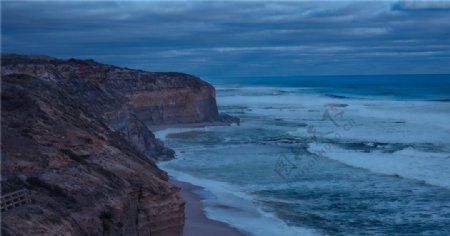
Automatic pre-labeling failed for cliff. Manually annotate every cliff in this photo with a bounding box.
[1,54,236,161]
[0,55,236,235]
[1,55,220,125]
[1,74,184,235]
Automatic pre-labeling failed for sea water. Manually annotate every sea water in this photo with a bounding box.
[157,75,450,236]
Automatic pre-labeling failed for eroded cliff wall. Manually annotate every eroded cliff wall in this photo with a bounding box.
[1,55,219,126]
[1,54,234,235]
[1,55,223,161]
[1,74,184,235]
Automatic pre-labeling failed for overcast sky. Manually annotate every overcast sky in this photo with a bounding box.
[2,1,450,77]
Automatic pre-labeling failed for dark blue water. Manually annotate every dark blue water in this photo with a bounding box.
[160,76,450,236]
[207,74,450,101]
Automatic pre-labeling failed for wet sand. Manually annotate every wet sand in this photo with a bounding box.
[170,179,248,236]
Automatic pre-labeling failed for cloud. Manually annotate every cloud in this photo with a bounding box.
[2,1,450,76]
[392,1,450,11]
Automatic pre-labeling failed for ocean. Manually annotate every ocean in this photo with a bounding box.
[157,74,450,236]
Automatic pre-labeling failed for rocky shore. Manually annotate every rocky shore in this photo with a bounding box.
[1,54,239,235]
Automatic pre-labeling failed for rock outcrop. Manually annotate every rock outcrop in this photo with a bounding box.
[1,74,184,235]
[117,113,175,161]
[1,54,220,125]
[0,55,237,235]
[1,54,237,161]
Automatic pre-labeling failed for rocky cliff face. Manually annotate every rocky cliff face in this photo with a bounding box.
[1,54,230,161]
[1,55,220,126]
[1,55,232,235]
[1,74,184,235]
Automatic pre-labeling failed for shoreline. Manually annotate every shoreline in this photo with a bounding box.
[148,121,234,132]
[170,179,248,236]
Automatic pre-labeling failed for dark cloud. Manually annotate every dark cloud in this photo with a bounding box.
[2,1,450,77]
[392,1,450,11]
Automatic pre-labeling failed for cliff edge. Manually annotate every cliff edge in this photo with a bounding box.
[1,55,237,235]
[1,74,184,235]
[2,54,237,161]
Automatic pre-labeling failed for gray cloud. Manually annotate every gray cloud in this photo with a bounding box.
[392,1,450,11]
[2,1,450,77]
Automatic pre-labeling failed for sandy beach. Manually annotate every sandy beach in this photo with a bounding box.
[170,179,247,236]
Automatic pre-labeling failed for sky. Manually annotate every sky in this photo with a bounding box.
[2,1,450,77]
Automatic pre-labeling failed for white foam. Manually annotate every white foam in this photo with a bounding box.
[160,167,322,236]
[271,96,450,144]
[156,85,450,234]
[154,126,211,141]
[308,144,450,189]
